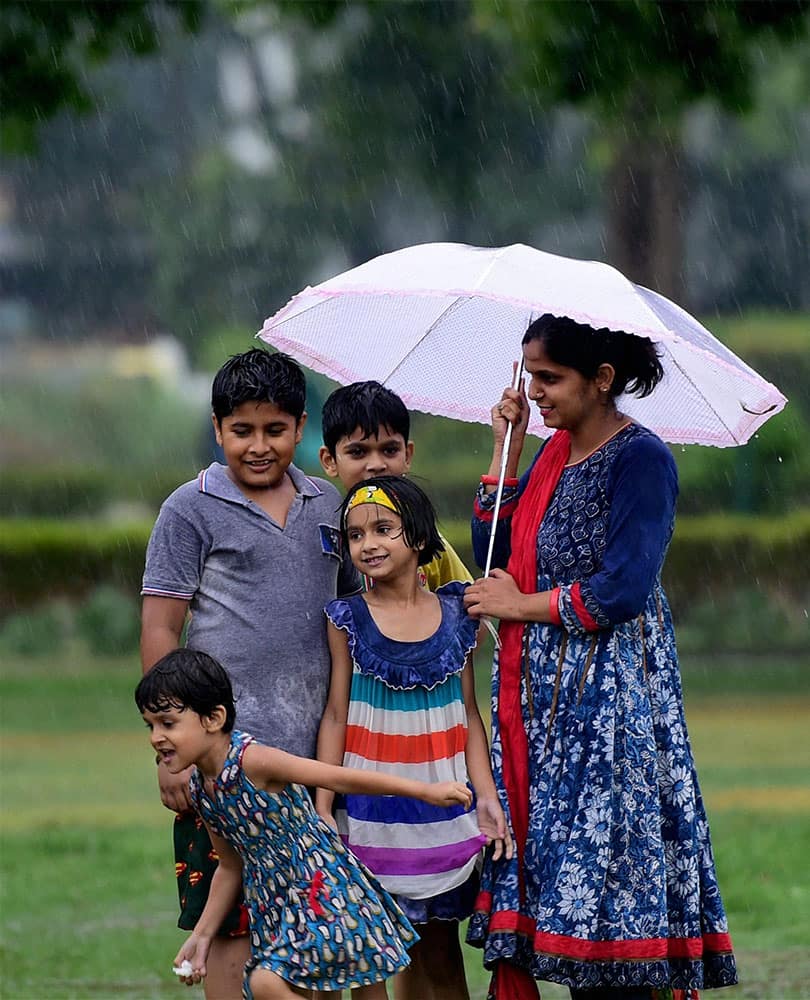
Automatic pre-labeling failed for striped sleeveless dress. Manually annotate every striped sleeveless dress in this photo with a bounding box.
[325,582,486,915]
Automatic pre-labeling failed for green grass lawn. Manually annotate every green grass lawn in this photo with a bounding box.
[2,651,809,1000]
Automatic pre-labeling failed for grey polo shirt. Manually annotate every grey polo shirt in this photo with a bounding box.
[142,462,358,757]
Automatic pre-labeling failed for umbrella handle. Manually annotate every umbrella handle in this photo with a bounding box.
[483,361,525,578]
[480,360,524,650]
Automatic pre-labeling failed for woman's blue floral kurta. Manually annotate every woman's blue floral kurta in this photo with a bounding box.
[467,424,737,991]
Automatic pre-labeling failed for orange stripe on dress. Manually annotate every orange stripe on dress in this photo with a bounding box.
[345,723,467,764]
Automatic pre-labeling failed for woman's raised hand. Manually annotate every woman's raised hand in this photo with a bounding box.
[491,367,529,447]
[484,365,530,487]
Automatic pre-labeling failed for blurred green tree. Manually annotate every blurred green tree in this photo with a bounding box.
[0,0,205,151]
[474,0,810,302]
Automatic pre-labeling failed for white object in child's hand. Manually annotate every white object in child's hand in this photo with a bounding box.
[173,960,193,977]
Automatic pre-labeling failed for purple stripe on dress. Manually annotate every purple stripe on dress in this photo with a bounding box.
[344,834,486,876]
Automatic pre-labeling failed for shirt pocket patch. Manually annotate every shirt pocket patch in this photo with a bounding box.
[319,523,343,560]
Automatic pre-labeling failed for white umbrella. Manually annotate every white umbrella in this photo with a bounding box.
[258,242,786,448]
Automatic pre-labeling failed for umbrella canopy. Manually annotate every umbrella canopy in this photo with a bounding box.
[258,242,786,446]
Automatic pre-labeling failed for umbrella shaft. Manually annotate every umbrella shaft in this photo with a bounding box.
[484,360,524,578]
[484,421,515,578]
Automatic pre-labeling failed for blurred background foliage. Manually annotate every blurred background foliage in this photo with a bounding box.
[1,0,808,659]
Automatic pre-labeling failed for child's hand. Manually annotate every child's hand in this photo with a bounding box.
[317,810,338,832]
[424,781,473,808]
[157,762,195,813]
[476,795,514,861]
[172,933,210,986]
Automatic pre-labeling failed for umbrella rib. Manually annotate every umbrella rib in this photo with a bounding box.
[260,295,333,335]
[380,245,511,384]
[379,295,470,385]
[381,246,512,385]
[665,347,742,446]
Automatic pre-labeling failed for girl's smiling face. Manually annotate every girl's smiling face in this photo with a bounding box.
[345,502,418,581]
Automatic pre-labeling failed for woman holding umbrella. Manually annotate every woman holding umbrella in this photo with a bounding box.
[463,313,738,1000]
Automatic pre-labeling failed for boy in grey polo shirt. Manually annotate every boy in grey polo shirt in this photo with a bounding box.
[141,349,358,999]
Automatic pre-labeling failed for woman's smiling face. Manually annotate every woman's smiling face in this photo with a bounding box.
[523,337,602,434]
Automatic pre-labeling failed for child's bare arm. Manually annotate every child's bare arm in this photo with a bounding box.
[140,595,189,672]
[243,744,472,809]
[172,826,242,985]
[461,656,513,860]
[315,621,353,823]
[141,595,195,812]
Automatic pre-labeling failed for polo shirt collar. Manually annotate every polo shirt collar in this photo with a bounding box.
[288,463,324,498]
[198,462,323,504]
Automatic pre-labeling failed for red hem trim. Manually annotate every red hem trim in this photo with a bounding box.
[473,897,733,961]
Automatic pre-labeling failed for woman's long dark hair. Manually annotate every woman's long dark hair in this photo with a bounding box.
[523,313,664,398]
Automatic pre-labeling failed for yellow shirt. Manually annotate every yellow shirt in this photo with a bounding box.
[418,534,473,592]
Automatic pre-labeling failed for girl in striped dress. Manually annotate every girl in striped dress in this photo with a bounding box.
[317,476,511,1000]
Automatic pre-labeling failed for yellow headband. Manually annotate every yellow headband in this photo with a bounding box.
[346,484,398,519]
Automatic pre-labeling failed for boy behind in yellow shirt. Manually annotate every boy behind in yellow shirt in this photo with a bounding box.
[319,381,471,591]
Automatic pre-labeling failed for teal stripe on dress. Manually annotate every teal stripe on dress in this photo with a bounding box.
[351,671,462,711]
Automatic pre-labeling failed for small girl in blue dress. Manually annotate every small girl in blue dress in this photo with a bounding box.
[136,648,473,999]
[317,476,511,1000]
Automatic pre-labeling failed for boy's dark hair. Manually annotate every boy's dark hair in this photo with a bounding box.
[211,348,306,423]
[340,475,444,567]
[523,314,664,399]
[135,649,236,732]
[321,381,410,456]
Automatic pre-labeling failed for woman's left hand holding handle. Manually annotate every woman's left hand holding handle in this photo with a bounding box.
[463,569,525,621]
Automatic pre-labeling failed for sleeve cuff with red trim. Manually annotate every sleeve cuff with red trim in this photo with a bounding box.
[473,481,519,523]
[556,582,604,634]
[548,587,562,626]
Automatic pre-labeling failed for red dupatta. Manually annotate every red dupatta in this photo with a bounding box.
[492,429,570,1000]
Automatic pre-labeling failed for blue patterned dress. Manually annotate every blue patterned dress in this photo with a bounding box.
[190,730,417,992]
[466,424,737,992]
